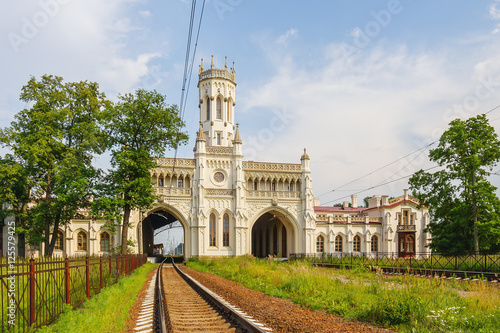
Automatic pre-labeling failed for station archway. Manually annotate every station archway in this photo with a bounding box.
[140,205,188,257]
[251,210,296,258]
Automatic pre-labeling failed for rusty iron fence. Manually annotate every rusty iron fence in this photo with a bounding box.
[0,254,147,332]
[290,252,500,274]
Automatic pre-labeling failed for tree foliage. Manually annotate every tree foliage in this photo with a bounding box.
[0,75,109,256]
[409,115,500,254]
[94,89,188,254]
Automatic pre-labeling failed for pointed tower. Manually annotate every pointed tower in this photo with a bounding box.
[198,55,236,147]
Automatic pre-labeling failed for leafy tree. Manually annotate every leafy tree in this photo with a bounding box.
[0,75,109,256]
[96,89,188,254]
[409,115,500,254]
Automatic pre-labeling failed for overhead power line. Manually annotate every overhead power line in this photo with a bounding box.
[317,103,500,202]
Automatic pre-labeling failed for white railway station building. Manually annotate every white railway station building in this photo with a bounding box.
[2,58,430,259]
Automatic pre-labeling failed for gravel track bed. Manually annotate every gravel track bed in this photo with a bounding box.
[181,266,393,333]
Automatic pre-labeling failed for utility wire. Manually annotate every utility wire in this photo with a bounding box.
[317,103,500,202]
[316,141,436,198]
[322,165,441,205]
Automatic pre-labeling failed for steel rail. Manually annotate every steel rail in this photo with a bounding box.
[170,258,269,333]
[153,258,167,333]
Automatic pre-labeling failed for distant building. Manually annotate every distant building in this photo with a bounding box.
[1,56,429,259]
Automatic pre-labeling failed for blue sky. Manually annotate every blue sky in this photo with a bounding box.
[2,1,500,244]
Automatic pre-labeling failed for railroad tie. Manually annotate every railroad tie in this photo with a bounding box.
[134,271,157,333]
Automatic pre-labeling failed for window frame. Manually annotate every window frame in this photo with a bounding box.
[77,231,87,251]
[316,235,325,253]
[100,231,111,252]
[216,97,222,119]
[371,235,378,252]
[223,214,229,247]
[335,235,343,252]
[353,235,361,252]
[55,230,64,250]
[209,213,216,247]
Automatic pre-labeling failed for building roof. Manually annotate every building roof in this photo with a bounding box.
[314,206,368,213]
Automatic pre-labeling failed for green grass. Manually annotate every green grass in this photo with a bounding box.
[186,256,500,332]
[304,253,500,273]
[1,255,144,331]
[35,262,156,333]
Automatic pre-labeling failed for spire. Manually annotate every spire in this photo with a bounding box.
[211,55,214,69]
[196,121,205,141]
[199,58,203,74]
[225,56,228,70]
[233,123,242,144]
[301,148,310,160]
[232,61,235,73]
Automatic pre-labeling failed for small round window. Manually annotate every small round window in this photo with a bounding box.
[214,172,225,183]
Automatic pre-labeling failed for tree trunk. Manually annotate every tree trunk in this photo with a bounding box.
[121,203,131,254]
[472,171,479,255]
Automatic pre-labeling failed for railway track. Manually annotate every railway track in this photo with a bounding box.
[152,258,271,333]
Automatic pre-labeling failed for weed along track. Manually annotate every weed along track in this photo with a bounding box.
[160,260,271,333]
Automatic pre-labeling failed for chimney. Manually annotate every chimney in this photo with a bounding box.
[404,189,409,200]
[368,195,380,208]
[381,195,389,205]
[343,201,349,209]
[313,197,320,207]
[351,195,358,208]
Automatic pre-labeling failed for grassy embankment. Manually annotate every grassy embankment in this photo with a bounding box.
[186,256,500,332]
[36,262,156,333]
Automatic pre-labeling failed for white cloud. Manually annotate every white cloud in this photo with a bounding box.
[0,0,165,125]
[276,28,297,45]
[239,35,500,202]
[139,10,151,18]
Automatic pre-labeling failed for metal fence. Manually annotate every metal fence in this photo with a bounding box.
[0,254,147,332]
[290,252,500,274]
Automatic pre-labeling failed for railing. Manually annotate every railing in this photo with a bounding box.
[247,190,300,199]
[199,68,235,82]
[206,147,234,155]
[397,225,416,231]
[242,162,301,172]
[290,252,500,274]
[0,254,147,332]
[156,187,191,196]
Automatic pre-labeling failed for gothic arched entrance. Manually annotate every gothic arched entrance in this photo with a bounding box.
[140,205,188,258]
[251,211,295,258]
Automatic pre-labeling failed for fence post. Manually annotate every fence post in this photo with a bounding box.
[484,254,487,272]
[65,256,70,304]
[109,255,112,281]
[29,258,36,326]
[116,255,120,280]
[99,256,103,291]
[455,255,458,271]
[86,256,90,299]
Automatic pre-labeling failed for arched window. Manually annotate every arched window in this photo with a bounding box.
[316,235,324,253]
[371,235,378,252]
[227,100,231,121]
[77,231,87,251]
[55,230,64,250]
[216,97,222,119]
[335,235,343,252]
[100,232,110,252]
[223,213,229,247]
[206,97,211,120]
[158,177,164,187]
[253,181,258,190]
[209,213,216,247]
[353,235,361,252]
[178,177,183,188]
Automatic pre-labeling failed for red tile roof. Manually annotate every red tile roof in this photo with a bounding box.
[314,206,369,213]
